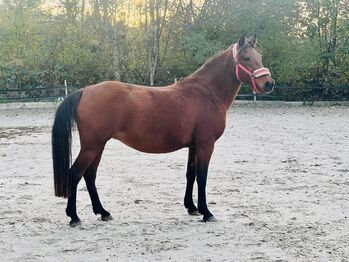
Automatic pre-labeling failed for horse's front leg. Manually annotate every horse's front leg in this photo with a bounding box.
[184,147,200,216]
[196,143,217,222]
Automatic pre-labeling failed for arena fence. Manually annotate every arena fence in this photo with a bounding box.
[0,83,348,103]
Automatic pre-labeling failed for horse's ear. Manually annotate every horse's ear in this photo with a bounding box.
[238,34,246,48]
[250,33,257,47]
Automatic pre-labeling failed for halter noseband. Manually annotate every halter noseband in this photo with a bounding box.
[232,43,271,93]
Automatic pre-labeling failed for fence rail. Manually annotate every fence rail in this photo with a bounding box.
[0,83,76,103]
[0,84,348,103]
[0,86,64,93]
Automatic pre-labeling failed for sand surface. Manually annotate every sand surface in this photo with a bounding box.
[0,103,348,261]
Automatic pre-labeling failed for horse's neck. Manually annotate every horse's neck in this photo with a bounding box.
[188,51,241,110]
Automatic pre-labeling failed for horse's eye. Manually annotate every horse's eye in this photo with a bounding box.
[242,57,250,61]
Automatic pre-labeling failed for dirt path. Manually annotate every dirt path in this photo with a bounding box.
[0,104,348,261]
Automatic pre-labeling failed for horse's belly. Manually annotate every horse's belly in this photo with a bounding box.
[114,132,189,154]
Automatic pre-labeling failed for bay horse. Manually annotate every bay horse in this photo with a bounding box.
[52,34,274,226]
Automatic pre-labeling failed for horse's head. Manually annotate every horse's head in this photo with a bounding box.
[232,34,275,94]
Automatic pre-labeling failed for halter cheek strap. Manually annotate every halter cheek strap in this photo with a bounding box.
[232,43,271,93]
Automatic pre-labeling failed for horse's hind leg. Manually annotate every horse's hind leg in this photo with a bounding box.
[84,148,112,222]
[184,147,200,216]
[66,147,102,227]
[66,164,82,227]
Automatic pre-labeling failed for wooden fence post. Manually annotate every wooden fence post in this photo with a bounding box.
[64,80,68,98]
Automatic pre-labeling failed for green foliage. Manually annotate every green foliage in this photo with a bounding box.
[0,0,348,99]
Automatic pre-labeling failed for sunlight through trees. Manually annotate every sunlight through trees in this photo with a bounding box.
[0,0,348,91]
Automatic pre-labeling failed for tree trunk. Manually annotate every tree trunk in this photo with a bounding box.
[145,0,168,86]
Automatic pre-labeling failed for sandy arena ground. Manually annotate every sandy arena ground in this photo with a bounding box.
[0,103,348,261]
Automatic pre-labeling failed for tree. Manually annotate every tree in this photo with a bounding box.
[144,0,168,85]
[0,0,348,97]
[300,0,349,84]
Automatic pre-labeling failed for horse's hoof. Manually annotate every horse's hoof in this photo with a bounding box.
[69,219,81,227]
[206,216,217,222]
[202,216,217,222]
[187,210,201,216]
[101,214,113,221]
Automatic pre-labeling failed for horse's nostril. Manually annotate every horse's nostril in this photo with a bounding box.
[265,81,274,92]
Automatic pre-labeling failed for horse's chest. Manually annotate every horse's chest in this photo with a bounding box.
[195,113,226,142]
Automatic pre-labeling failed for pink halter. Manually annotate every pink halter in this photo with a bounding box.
[232,43,271,93]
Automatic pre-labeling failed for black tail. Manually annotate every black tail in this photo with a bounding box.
[52,91,82,198]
